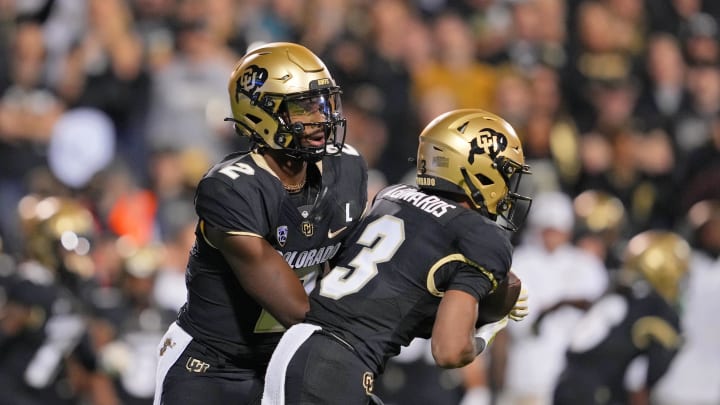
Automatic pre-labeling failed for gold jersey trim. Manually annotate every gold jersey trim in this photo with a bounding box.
[426,253,498,297]
[199,220,262,250]
[631,316,681,350]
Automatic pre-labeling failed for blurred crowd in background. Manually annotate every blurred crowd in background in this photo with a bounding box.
[0,0,719,404]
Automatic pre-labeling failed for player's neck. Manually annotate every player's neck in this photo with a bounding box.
[263,149,308,190]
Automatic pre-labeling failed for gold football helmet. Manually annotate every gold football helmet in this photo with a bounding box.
[19,195,96,276]
[573,190,626,239]
[416,109,531,230]
[227,42,346,160]
[622,230,691,303]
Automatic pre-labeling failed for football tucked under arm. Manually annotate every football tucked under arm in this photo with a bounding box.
[476,270,523,326]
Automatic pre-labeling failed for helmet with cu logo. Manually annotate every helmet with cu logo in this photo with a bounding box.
[621,230,691,304]
[416,109,532,230]
[19,195,96,277]
[226,42,346,161]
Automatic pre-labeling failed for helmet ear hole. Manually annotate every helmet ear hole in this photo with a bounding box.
[460,167,486,210]
[475,173,494,186]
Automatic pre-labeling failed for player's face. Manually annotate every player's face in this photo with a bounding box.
[285,93,342,148]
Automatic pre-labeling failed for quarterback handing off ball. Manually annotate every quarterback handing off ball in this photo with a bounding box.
[477,271,522,325]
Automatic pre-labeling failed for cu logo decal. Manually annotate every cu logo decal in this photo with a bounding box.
[468,128,508,163]
[236,65,268,101]
[362,372,375,395]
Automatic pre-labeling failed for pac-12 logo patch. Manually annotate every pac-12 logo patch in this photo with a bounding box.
[236,65,268,100]
[277,225,288,247]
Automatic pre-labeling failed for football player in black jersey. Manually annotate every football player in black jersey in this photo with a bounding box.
[553,230,690,405]
[1,196,116,405]
[261,109,532,405]
[153,42,368,405]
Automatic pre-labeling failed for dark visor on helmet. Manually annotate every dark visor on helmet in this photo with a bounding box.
[277,88,346,159]
[283,91,342,120]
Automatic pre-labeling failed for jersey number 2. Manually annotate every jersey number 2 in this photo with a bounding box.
[319,215,404,299]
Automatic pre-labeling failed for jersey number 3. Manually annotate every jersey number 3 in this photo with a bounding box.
[320,215,405,299]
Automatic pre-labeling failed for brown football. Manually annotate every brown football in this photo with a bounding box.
[476,271,522,326]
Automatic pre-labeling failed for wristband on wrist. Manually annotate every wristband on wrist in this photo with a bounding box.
[475,336,487,355]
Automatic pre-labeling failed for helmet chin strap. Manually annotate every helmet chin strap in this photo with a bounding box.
[460,167,492,218]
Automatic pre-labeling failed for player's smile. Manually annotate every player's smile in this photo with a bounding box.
[303,127,326,147]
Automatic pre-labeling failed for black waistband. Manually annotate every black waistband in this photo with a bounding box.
[186,339,267,371]
[316,329,357,354]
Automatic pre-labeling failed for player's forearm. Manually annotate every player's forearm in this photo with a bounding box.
[432,290,483,368]
[264,299,308,328]
[239,262,309,327]
[219,233,310,327]
[432,336,477,368]
[270,290,310,328]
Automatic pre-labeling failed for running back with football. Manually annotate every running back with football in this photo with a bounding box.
[262,108,533,405]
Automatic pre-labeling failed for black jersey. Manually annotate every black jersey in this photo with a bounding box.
[176,146,367,368]
[554,285,681,405]
[0,266,91,405]
[305,184,514,373]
